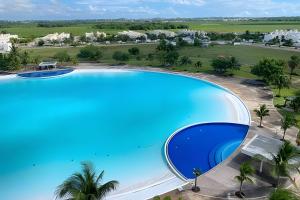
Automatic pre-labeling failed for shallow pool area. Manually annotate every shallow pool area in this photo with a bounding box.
[165,123,249,179]
[0,69,250,200]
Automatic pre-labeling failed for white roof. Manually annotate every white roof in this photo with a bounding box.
[242,135,300,164]
[39,61,57,67]
[242,135,282,161]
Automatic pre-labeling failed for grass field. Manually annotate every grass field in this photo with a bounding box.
[4,20,300,39]
[186,20,300,33]
[2,23,122,39]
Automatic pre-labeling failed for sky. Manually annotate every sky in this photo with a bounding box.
[0,0,300,20]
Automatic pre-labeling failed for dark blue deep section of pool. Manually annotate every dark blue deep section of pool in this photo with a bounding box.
[18,68,73,78]
[166,123,249,179]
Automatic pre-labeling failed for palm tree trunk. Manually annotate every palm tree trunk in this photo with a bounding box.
[194,177,197,188]
[239,181,243,194]
[282,130,286,140]
[260,117,263,127]
[276,174,280,188]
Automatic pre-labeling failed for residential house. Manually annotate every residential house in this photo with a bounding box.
[0,34,18,53]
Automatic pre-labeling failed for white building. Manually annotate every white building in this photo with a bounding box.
[182,37,194,44]
[148,30,176,38]
[85,32,107,41]
[85,32,96,41]
[264,30,300,43]
[177,29,207,38]
[0,34,18,53]
[117,31,147,40]
[39,32,71,43]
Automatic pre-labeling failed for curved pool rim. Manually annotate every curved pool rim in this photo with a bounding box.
[0,68,252,199]
[17,68,74,78]
[164,121,250,181]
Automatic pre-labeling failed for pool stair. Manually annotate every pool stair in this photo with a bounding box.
[208,140,242,168]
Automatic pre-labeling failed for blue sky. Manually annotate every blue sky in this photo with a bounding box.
[0,0,300,20]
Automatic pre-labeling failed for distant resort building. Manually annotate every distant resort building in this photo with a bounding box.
[177,29,207,38]
[0,34,18,53]
[85,31,106,41]
[117,31,147,40]
[148,30,176,38]
[36,32,71,45]
[264,29,300,43]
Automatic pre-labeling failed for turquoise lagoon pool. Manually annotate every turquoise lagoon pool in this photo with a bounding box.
[0,69,250,200]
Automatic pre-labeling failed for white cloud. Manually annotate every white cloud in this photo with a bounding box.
[0,0,300,20]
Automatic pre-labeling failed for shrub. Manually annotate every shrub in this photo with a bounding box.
[211,56,240,74]
[112,51,129,62]
[128,47,140,55]
[77,45,103,61]
[53,51,71,63]
[180,56,192,65]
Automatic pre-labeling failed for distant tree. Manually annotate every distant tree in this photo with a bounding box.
[269,189,299,200]
[77,45,103,61]
[37,40,44,46]
[211,56,240,74]
[128,47,140,56]
[235,162,255,198]
[162,51,179,66]
[147,53,155,61]
[71,57,78,65]
[194,60,202,68]
[176,37,188,47]
[20,51,30,66]
[281,114,296,140]
[0,53,9,71]
[32,56,41,65]
[7,44,21,70]
[254,104,270,127]
[273,75,290,97]
[112,51,129,62]
[290,97,300,112]
[156,40,175,52]
[283,39,293,47]
[180,56,192,65]
[288,55,300,79]
[53,51,71,63]
[251,58,285,83]
[194,38,201,46]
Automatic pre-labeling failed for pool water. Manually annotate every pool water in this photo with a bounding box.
[166,123,249,179]
[0,69,249,200]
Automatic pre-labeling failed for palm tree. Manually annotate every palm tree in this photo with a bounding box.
[273,75,290,97]
[269,188,299,200]
[192,168,202,192]
[272,141,300,188]
[194,61,202,68]
[281,114,296,140]
[254,104,270,127]
[55,162,118,200]
[288,55,300,79]
[235,162,255,198]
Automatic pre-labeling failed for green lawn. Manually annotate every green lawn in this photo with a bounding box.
[3,23,122,39]
[5,20,300,39]
[186,20,300,33]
